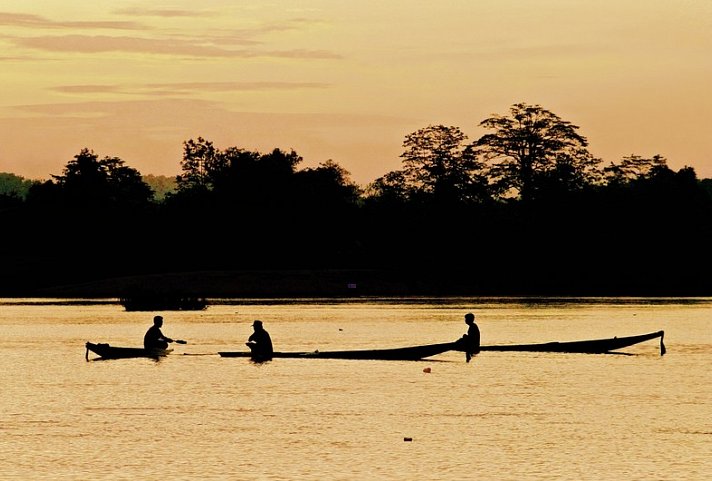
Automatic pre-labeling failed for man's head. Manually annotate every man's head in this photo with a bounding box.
[465,313,475,324]
[154,315,163,327]
[252,320,263,329]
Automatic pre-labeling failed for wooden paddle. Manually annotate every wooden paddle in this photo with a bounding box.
[173,339,187,344]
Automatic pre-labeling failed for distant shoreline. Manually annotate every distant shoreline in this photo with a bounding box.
[17,269,449,298]
[7,268,708,299]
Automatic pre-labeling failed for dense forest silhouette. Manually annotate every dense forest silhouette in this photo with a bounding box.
[2,103,712,297]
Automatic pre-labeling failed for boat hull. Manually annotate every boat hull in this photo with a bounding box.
[479,330,665,354]
[219,341,457,361]
[218,331,665,360]
[85,342,172,360]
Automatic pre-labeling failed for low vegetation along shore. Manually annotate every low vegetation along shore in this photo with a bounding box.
[22,267,704,300]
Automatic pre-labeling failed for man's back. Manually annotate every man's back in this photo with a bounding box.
[467,322,480,353]
[144,325,163,349]
[248,329,273,354]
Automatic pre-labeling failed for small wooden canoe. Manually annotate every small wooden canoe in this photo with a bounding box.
[479,330,665,355]
[217,330,665,360]
[85,342,173,360]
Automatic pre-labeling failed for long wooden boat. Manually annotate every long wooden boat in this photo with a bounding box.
[217,330,665,360]
[85,341,173,360]
[219,341,457,361]
[479,330,665,355]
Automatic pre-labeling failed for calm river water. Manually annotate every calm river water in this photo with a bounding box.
[0,297,710,480]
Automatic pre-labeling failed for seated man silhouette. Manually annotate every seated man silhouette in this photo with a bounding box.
[144,315,174,350]
[246,320,273,361]
[461,313,480,363]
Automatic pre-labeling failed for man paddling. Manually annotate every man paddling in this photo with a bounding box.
[144,315,180,350]
[246,320,273,361]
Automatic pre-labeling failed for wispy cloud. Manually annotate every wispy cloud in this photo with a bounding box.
[8,98,408,129]
[0,11,324,35]
[1,11,335,60]
[246,17,327,35]
[0,54,40,61]
[113,7,215,18]
[50,81,331,96]
[155,81,329,90]
[11,34,341,59]
[50,85,123,94]
[0,12,144,30]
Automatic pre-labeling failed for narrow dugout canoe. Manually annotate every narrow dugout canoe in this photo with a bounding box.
[219,341,457,361]
[85,341,173,360]
[217,330,665,360]
[479,330,665,355]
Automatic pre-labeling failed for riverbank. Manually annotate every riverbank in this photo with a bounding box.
[27,269,463,298]
[13,267,708,298]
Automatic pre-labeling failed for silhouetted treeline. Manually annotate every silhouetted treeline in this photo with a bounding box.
[2,103,711,296]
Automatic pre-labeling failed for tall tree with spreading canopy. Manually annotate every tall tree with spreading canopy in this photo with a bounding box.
[397,124,490,204]
[212,147,302,207]
[476,103,601,201]
[51,148,153,209]
[176,137,223,193]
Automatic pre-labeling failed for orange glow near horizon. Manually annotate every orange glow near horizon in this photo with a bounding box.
[1,1,711,185]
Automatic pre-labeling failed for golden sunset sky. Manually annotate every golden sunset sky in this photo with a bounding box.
[1,1,711,185]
